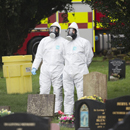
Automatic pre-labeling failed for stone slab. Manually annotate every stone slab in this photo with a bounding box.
[106,95,130,130]
[51,123,60,130]
[108,59,125,81]
[75,99,105,130]
[27,94,55,117]
[108,111,130,130]
[83,72,107,100]
[0,113,50,130]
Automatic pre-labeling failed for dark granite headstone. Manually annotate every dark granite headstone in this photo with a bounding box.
[75,99,106,130]
[108,59,125,81]
[0,113,50,130]
[108,111,130,130]
[106,95,130,130]
[27,94,55,117]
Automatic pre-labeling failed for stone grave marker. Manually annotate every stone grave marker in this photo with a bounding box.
[74,99,106,130]
[108,111,130,130]
[83,72,107,100]
[0,106,10,111]
[108,58,125,81]
[27,94,55,117]
[0,113,50,130]
[106,95,130,130]
[108,112,130,130]
[51,123,60,130]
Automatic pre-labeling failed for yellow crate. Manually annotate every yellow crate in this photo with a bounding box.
[2,55,32,94]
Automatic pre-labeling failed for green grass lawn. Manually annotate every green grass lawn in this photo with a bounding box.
[0,56,130,130]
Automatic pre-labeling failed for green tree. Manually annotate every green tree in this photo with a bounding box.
[83,0,130,52]
[0,0,73,64]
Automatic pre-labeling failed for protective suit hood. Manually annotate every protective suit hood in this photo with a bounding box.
[68,22,80,37]
[50,22,61,34]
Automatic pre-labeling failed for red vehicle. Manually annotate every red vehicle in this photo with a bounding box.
[15,25,49,57]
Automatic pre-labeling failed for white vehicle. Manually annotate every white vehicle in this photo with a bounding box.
[16,0,111,56]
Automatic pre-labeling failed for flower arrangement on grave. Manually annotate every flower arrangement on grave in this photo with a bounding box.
[58,110,75,128]
[0,109,13,117]
[111,73,120,79]
[79,95,104,103]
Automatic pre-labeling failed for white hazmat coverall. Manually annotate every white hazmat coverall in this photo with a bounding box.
[32,22,65,113]
[63,22,94,115]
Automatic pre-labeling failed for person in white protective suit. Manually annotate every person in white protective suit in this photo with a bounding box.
[31,22,66,113]
[63,22,94,115]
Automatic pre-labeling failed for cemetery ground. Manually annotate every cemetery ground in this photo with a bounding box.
[0,56,130,130]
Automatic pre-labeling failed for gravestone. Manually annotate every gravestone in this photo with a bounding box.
[75,99,106,130]
[0,106,10,111]
[108,111,130,130]
[51,123,60,130]
[106,95,130,130]
[108,58,125,81]
[0,113,50,130]
[27,94,55,117]
[83,72,107,100]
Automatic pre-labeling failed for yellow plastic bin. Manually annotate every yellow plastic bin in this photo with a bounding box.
[2,55,32,94]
